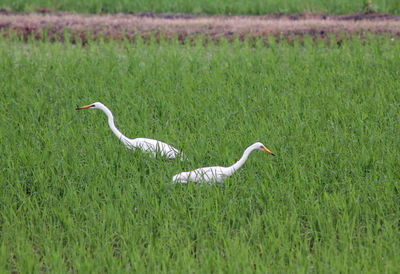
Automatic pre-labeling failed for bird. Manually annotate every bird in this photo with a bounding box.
[172,142,275,183]
[76,102,185,160]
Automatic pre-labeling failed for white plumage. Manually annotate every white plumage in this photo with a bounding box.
[172,142,274,183]
[76,102,185,160]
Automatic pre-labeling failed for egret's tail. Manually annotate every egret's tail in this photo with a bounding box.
[172,173,187,184]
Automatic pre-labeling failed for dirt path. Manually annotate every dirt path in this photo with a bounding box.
[1,12,399,42]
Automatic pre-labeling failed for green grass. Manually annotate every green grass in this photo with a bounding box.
[1,0,400,14]
[1,36,400,272]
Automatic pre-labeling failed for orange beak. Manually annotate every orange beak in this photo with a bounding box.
[262,146,275,156]
[76,104,93,110]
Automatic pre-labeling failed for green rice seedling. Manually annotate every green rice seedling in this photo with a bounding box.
[0,35,399,272]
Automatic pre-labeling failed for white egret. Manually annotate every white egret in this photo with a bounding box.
[76,102,185,160]
[172,142,275,183]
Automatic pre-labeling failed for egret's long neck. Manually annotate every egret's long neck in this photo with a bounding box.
[226,146,254,176]
[100,106,130,144]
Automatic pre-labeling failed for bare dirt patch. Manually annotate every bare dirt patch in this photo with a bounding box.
[1,12,399,43]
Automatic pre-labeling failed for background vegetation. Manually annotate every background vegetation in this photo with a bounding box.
[0,0,398,15]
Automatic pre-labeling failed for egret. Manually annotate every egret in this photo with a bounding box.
[76,102,185,160]
[172,142,275,183]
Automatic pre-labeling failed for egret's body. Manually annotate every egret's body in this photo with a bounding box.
[172,142,274,183]
[76,102,185,160]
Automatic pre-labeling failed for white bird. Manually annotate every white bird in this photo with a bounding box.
[172,142,275,183]
[76,102,185,160]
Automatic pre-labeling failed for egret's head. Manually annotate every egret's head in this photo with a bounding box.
[76,102,104,110]
[255,142,275,156]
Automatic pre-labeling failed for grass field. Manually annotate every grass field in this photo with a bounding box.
[1,36,400,272]
[1,0,400,14]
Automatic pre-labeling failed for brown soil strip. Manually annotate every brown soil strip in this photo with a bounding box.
[1,12,400,43]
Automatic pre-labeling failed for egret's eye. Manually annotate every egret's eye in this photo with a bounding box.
[91,104,95,107]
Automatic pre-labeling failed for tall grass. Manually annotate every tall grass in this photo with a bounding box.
[1,0,399,14]
[1,36,400,272]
